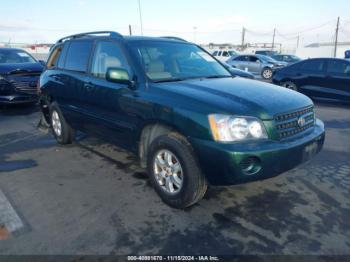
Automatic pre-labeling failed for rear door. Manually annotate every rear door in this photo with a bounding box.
[295,59,327,98]
[58,40,93,130]
[324,59,350,102]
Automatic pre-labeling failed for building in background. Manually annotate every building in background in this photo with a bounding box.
[295,42,350,59]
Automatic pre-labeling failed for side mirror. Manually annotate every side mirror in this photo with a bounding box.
[39,60,46,66]
[106,67,134,88]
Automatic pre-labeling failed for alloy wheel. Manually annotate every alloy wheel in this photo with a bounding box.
[51,110,62,137]
[153,149,184,194]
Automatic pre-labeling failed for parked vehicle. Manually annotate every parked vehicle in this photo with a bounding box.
[212,49,238,62]
[272,58,350,103]
[0,48,44,104]
[222,62,255,79]
[40,31,325,208]
[345,50,350,59]
[255,50,279,57]
[272,54,302,64]
[227,54,287,80]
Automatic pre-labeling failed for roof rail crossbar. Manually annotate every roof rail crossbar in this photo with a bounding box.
[57,31,123,43]
[160,36,187,42]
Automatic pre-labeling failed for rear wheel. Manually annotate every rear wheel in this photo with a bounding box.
[50,102,75,144]
[282,80,298,91]
[261,67,273,80]
[147,133,207,209]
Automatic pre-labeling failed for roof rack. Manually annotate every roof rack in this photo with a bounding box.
[160,36,187,42]
[56,31,123,44]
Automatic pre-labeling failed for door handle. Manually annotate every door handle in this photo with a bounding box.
[84,82,94,89]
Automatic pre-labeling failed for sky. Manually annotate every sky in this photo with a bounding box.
[0,0,349,47]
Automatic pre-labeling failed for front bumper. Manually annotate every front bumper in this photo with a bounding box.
[190,119,325,185]
[0,94,38,104]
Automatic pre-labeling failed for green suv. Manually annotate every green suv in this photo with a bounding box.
[39,32,325,208]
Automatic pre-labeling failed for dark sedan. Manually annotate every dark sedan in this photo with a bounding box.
[273,58,350,103]
[0,48,44,104]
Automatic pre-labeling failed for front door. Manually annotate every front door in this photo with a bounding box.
[83,40,137,146]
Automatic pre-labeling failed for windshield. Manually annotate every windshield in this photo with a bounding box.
[0,49,36,64]
[256,54,278,63]
[129,41,231,82]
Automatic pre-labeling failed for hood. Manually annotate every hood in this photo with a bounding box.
[0,62,43,75]
[155,77,312,120]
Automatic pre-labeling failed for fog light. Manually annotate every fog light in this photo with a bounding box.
[240,157,261,176]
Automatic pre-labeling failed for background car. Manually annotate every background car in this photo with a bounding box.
[255,50,279,57]
[272,54,302,64]
[212,49,238,62]
[272,58,350,103]
[226,54,287,80]
[0,48,44,104]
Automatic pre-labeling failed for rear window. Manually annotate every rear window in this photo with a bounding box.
[327,60,350,75]
[46,45,62,69]
[64,41,92,72]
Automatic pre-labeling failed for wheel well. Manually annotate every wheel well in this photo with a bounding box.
[138,123,177,168]
[40,95,54,123]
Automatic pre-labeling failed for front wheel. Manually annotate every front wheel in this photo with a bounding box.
[281,80,298,91]
[147,133,207,209]
[261,67,273,80]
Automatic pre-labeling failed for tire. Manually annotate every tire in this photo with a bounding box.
[147,132,207,209]
[261,67,273,80]
[49,102,75,144]
[281,80,298,91]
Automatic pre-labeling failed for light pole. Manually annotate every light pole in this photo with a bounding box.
[138,0,143,35]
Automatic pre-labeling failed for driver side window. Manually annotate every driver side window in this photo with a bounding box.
[91,41,130,79]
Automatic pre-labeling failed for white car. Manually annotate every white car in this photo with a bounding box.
[212,50,238,62]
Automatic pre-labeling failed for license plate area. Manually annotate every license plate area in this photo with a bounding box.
[303,141,319,162]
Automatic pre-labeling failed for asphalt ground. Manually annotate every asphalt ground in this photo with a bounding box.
[0,101,349,256]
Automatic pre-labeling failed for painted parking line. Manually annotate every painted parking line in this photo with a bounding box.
[0,189,24,239]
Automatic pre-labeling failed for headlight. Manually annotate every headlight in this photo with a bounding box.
[208,114,268,142]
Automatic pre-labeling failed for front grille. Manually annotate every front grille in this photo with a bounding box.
[275,106,315,140]
[8,74,40,95]
[11,81,37,94]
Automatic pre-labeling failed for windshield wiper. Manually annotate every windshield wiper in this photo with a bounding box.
[153,77,192,83]
[204,75,232,79]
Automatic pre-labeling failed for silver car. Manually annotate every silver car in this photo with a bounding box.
[226,54,287,80]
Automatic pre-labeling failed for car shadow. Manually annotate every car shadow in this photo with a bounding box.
[0,103,39,117]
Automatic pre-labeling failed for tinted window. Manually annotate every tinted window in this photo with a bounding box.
[235,56,248,61]
[212,51,218,56]
[91,41,130,78]
[222,51,229,57]
[57,43,69,69]
[249,56,259,62]
[65,41,92,72]
[327,60,350,75]
[300,60,325,72]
